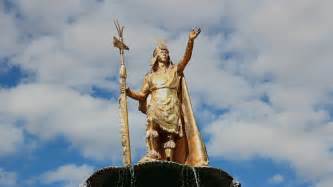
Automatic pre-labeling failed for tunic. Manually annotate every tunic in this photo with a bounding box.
[141,65,181,134]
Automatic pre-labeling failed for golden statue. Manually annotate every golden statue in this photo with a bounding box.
[124,27,208,167]
[84,22,236,187]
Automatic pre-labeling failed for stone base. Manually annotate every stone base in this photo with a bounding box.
[83,161,234,187]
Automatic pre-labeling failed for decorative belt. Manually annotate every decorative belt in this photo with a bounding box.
[151,87,177,91]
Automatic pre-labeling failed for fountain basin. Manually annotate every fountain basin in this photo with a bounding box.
[83,161,233,187]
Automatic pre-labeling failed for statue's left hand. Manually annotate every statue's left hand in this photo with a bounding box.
[189,26,201,40]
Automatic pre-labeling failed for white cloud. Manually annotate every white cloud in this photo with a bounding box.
[0,124,23,156]
[0,5,20,57]
[41,164,93,187]
[0,83,147,161]
[200,1,333,186]
[15,0,99,35]
[206,100,333,181]
[0,84,121,160]
[268,174,284,184]
[314,177,333,187]
[98,0,225,30]
[0,168,17,187]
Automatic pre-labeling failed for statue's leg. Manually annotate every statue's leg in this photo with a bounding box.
[139,119,161,164]
[164,134,176,161]
[145,119,161,159]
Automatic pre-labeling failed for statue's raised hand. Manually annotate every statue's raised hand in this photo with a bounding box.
[189,26,201,40]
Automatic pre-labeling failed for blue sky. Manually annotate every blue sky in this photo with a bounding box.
[1,0,333,187]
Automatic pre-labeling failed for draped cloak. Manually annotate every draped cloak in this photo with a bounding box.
[138,65,209,167]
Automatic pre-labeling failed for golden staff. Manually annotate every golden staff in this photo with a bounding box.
[113,19,131,166]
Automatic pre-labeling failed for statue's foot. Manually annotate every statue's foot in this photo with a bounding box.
[138,156,157,164]
[138,150,161,164]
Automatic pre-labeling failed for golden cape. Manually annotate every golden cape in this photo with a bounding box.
[139,75,209,167]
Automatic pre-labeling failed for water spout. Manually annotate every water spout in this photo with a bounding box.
[129,165,136,187]
[191,167,200,187]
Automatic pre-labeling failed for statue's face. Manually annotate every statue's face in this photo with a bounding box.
[157,49,169,63]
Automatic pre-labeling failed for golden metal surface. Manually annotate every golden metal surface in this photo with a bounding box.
[113,20,132,166]
[126,27,208,166]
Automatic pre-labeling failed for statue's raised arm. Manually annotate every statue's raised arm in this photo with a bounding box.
[177,27,201,74]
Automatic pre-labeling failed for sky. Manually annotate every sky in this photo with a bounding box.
[0,0,333,186]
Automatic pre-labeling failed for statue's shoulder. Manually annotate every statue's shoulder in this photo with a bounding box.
[144,72,152,80]
[170,63,183,76]
[168,63,177,72]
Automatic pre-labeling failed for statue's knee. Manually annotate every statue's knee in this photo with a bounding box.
[164,135,176,161]
[146,129,159,138]
[164,139,176,149]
